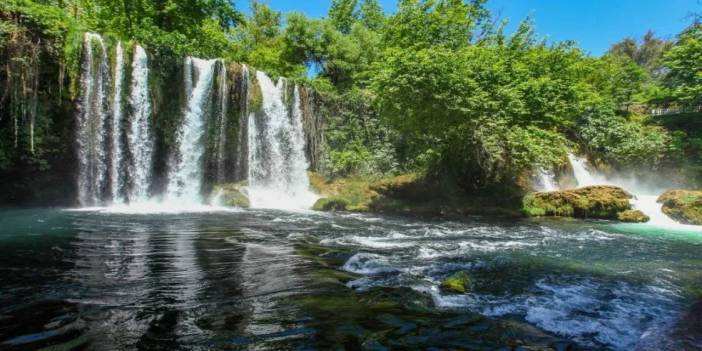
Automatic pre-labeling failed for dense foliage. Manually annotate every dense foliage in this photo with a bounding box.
[1,0,701,198]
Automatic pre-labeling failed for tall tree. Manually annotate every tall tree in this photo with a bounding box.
[663,24,702,108]
[359,0,384,31]
[328,0,358,34]
[607,31,672,77]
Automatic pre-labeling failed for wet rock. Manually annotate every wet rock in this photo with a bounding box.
[440,271,472,294]
[522,185,632,220]
[212,182,250,208]
[658,190,702,225]
[617,210,650,223]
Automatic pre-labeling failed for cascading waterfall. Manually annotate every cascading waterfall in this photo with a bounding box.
[247,71,317,210]
[76,33,111,206]
[109,42,125,202]
[166,58,217,203]
[567,153,683,227]
[125,45,154,203]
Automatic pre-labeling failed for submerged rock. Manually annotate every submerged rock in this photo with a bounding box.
[658,190,702,225]
[617,210,650,223]
[522,185,632,220]
[212,182,250,208]
[440,271,472,294]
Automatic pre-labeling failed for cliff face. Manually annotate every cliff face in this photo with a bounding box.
[300,87,325,172]
[0,16,78,206]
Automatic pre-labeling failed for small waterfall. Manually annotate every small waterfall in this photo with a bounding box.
[166,58,217,203]
[76,33,111,206]
[247,71,317,210]
[125,45,154,203]
[535,169,559,192]
[109,42,125,203]
[567,153,685,227]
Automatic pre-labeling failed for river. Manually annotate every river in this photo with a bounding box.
[0,207,700,350]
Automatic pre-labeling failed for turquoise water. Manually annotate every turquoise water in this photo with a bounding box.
[0,208,700,350]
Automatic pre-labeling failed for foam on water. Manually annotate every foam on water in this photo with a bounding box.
[426,276,682,349]
[342,253,401,275]
[66,202,242,214]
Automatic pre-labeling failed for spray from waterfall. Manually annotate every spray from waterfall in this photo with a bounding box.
[247,71,317,210]
[76,33,111,206]
[166,58,217,203]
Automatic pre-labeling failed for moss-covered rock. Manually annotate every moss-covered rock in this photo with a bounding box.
[658,190,702,225]
[312,197,349,212]
[440,271,472,294]
[308,172,523,217]
[617,210,650,223]
[523,185,632,219]
[212,182,250,208]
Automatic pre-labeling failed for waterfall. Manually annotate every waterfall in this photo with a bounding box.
[567,153,685,227]
[214,61,229,183]
[568,154,610,187]
[234,64,250,182]
[109,42,125,203]
[76,33,111,206]
[125,45,154,203]
[535,169,559,192]
[247,71,318,210]
[166,58,217,203]
[73,35,317,211]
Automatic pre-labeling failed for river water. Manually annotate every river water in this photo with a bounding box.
[0,208,700,350]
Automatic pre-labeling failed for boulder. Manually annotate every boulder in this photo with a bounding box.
[523,185,632,219]
[212,182,250,208]
[617,210,650,223]
[658,190,702,225]
[440,271,472,294]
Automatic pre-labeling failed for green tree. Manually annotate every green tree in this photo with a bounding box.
[359,0,384,31]
[328,0,358,34]
[662,24,702,108]
[608,31,672,77]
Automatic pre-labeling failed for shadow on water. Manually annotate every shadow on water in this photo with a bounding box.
[0,208,700,350]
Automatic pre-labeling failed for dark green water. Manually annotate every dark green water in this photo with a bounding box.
[0,208,701,350]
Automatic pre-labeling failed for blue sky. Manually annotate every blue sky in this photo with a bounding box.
[240,0,699,56]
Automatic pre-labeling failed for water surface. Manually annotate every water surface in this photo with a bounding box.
[0,208,700,350]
